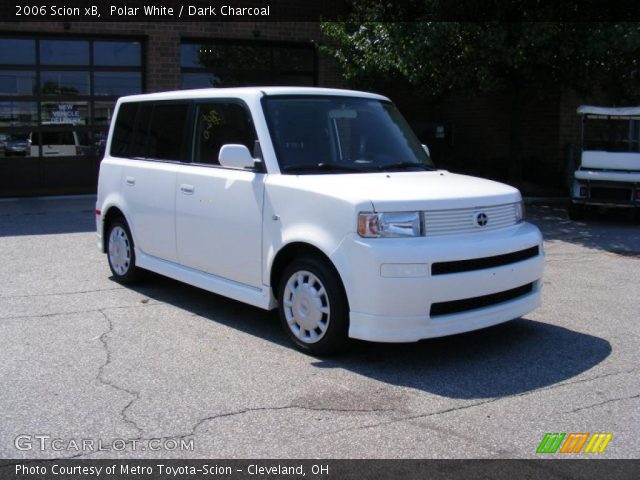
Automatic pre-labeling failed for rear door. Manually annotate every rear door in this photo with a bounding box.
[175,100,264,287]
[115,101,190,262]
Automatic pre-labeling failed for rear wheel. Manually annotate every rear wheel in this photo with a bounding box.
[278,257,350,355]
[106,218,141,284]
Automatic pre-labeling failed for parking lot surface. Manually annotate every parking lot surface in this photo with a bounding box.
[0,198,638,459]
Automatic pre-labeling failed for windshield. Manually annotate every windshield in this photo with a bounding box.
[583,115,640,152]
[263,96,435,173]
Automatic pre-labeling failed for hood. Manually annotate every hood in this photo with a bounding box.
[274,170,521,211]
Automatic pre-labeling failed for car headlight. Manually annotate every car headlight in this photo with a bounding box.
[515,201,525,223]
[358,212,423,238]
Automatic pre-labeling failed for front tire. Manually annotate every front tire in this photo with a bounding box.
[106,218,140,284]
[278,257,350,355]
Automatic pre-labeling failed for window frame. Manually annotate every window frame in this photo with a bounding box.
[110,97,263,172]
[112,100,192,164]
[0,34,145,152]
[187,98,260,170]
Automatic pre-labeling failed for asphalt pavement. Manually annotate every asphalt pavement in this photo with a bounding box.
[0,197,638,459]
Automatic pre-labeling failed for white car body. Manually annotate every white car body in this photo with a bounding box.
[96,87,544,347]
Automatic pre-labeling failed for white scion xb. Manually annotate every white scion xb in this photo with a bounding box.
[96,87,544,355]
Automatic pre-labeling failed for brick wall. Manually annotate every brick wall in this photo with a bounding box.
[0,21,345,91]
[2,21,611,189]
[390,84,610,188]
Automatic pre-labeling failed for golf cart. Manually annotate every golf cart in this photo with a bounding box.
[568,105,640,221]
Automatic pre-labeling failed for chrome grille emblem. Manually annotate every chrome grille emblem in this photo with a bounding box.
[475,212,488,227]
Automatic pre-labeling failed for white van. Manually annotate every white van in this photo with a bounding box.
[96,87,544,354]
[29,130,90,157]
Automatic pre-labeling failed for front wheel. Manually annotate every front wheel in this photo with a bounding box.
[278,257,350,355]
[106,219,141,284]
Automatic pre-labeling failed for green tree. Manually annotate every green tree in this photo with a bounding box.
[321,11,640,180]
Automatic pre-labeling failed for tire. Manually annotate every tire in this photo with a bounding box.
[567,202,585,221]
[106,218,141,284]
[278,256,350,355]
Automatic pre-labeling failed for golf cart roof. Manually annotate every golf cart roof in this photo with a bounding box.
[577,105,640,117]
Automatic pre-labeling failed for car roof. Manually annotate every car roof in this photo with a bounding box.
[117,86,390,103]
[577,105,640,117]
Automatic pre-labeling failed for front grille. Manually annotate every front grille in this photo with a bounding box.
[432,246,539,275]
[424,203,519,236]
[430,282,534,317]
[590,187,631,202]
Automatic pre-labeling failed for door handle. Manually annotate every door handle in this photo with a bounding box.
[180,184,195,194]
[125,176,135,186]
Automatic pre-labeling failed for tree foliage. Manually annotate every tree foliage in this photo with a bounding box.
[320,7,640,180]
[321,11,640,102]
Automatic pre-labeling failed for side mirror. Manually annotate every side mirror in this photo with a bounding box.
[422,144,431,159]
[218,144,256,169]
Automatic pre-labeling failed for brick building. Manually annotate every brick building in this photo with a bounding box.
[0,16,599,197]
[0,20,344,196]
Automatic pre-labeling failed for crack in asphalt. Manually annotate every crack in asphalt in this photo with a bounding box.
[1,405,397,461]
[0,287,124,299]
[565,392,640,414]
[314,367,640,439]
[133,404,397,446]
[0,302,163,321]
[95,309,144,439]
[315,398,501,439]
[4,368,637,460]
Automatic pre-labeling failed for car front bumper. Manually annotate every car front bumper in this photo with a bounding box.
[331,222,544,343]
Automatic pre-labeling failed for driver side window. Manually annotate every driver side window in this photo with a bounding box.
[192,102,256,166]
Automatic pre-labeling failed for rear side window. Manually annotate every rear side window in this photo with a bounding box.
[130,103,152,158]
[110,103,138,157]
[193,102,256,165]
[147,103,189,161]
[110,101,189,161]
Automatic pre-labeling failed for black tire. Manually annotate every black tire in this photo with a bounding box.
[106,218,141,284]
[278,256,350,355]
[567,202,585,221]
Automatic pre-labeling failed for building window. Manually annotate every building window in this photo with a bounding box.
[180,40,316,89]
[0,36,143,196]
[0,39,36,65]
[40,40,90,65]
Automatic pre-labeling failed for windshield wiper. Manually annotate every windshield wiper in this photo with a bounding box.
[282,162,365,173]
[376,162,433,171]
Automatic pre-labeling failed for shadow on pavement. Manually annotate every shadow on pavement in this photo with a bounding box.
[0,197,96,236]
[126,272,290,348]
[313,319,611,399]
[0,211,95,236]
[529,205,640,257]
[125,272,611,401]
